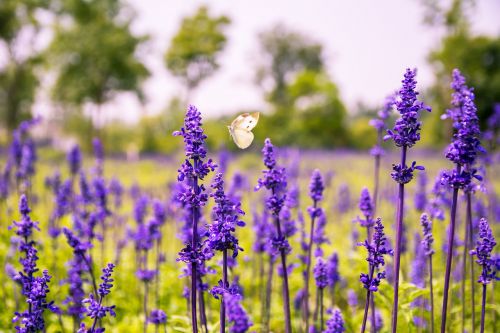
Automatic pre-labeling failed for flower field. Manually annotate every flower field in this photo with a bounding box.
[0,70,499,333]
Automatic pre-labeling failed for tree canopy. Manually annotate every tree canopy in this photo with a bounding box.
[164,6,230,94]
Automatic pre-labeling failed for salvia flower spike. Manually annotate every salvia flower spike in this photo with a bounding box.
[174,105,216,333]
[255,138,292,333]
[470,218,496,333]
[386,68,430,333]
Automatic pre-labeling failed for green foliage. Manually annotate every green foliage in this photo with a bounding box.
[165,6,230,92]
[0,0,49,133]
[256,24,324,106]
[428,32,500,139]
[48,0,149,108]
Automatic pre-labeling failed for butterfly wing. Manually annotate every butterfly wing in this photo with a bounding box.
[231,128,254,149]
[232,112,260,132]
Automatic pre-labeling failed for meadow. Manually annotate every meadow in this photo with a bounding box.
[0,132,498,333]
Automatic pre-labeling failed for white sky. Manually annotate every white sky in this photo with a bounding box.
[34,0,500,123]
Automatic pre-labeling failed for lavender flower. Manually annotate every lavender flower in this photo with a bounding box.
[255,138,292,333]
[470,218,497,332]
[414,171,427,212]
[148,309,167,325]
[174,105,216,333]
[81,263,116,332]
[386,68,430,333]
[225,293,252,333]
[304,169,326,332]
[359,218,393,333]
[68,144,82,176]
[337,183,351,214]
[470,218,497,285]
[314,257,328,289]
[323,309,345,333]
[11,195,58,332]
[356,188,373,228]
[441,69,484,333]
[326,253,340,290]
[370,92,396,157]
[421,213,434,256]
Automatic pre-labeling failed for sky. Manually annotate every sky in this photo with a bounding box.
[36,0,500,123]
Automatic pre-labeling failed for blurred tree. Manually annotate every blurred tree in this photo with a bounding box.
[48,0,149,135]
[256,24,324,107]
[282,70,347,147]
[429,33,500,129]
[0,0,49,136]
[165,6,230,98]
[420,0,499,142]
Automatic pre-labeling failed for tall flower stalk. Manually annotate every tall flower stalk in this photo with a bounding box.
[11,194,59,332]
[420,213,435,333]
[359,218,392,333]
[469,218,496,333]
[255,138,292,333]
[440,69,484,333]
[370,93,395,215]
[206,172,245,333]
[304,169,325,332]
[174,105,216,333]
[385,68,430,332]
[79,263,116,333]
[356,188,376,332]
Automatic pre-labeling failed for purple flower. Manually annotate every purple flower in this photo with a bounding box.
[370,92,396,157]
[309,169,325,203]
[224,293,252,333]
[206,172,245,258]
[108,177,124,209]
[385,68,431,147]
[326,253,340,289]
[92,138,104,162]
[414,171,427,212]
[67,144,82,176]
[356,188,373,227]
[313,257,328,289]
[358,218,393,292]
[10,195,58,332]
[442,69,485,189]
[173,105,217,183]
[134,194,149,224]
[82,264,116,323]
[420,213,434,256]
[148,309,167,325]
[323,308,345,333]
[410,233,426,287]
[470,218,497,284]
[337,183,351,214]
[255,139,288,217]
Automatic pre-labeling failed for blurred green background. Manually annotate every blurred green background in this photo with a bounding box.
[0,0,499,154]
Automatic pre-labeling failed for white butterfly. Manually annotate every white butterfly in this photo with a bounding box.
[228,112,260,149]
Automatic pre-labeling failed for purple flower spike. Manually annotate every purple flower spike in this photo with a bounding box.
[148,309,167,325]
[314,257,328,289]
[385,68,431,147]
[470,218,496,285]
[359,218,393,292]
[323,308,345,333]
[67,144,82,176]
[225,293,252,333]
[420,214,434,257]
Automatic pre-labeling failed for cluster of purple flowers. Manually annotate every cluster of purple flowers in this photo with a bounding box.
[359,218,393,292]
[206,172,245,258]
[10,195,59,332]
[323,309,345,333]
[470,218,497,285]
[79,263,116,332]
[441,69,484,189]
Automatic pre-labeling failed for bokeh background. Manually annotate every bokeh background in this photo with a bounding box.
[1,1,500,332]
[1,0,499,153]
